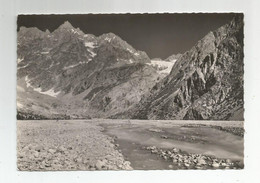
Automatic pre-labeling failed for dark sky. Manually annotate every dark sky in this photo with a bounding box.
[17,13,237,59]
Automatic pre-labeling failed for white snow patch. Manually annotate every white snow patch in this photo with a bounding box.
[116,58,128,62]
[71,29,79,34]
[134,52,140,56]
[105,37,112,42]
[87,49,97,57]
[129,59,133,63]
[18,64,28,69]
[25,76,31,88]
[17,57,24,63]
[41,51,49,54]
[84,42,96,48]
[64,63,80,70]
[34,87,61,97]
[64,61,87,70]
[147,60,176,74]
[25,76,60,97]
[127,48,134,53]
[196,68,206,84]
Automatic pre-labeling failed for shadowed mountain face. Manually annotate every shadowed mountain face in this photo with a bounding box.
[129,15,244,120]
[17,15,244,121]
[17,21,166,119]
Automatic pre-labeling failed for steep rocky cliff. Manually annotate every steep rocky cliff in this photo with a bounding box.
[131,15,244,120]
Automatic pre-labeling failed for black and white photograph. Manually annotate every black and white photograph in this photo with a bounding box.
[16,13,245,171]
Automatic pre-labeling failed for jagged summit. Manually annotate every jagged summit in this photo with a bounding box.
[98,32,125,44]
[45,29,50,34]
[58,20,75,30]
[16,20,160,119]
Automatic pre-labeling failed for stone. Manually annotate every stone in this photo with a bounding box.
[161,135,168,139]
[34,145,42,152]
[59,146,66,152]
[221,163,227,166]
[195,166,202,169]
[76,157,82,163]
[34,151,39,158]
[226,159,232,164]
[184,163,190,167]
[168,165,174,169]
[172,148,180,153]
[124,161,131,166]
[172,159,178,163]
[48,149,56,154]
[147,146,156,150]
[151,149,158,154]
[197,158,207,165]
[95,160,105,170]
[212,163,220,168]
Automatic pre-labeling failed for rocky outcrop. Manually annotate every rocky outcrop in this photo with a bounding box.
[131,15,244,120]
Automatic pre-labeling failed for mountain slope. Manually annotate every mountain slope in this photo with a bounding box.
[131,15,244,120]
[17,22,164,119]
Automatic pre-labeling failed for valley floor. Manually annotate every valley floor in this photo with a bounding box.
[17,119,244,171]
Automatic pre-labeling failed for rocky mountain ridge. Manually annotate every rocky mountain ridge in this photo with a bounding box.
[128,15,244,120]
[17,21,167,119]
[17,16,244,120]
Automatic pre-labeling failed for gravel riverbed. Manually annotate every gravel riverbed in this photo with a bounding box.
[17,120,132,171]
[17,119,243,171]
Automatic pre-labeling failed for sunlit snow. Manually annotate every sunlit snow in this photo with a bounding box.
[105,37,112,42]
[25,76,60,97]
[147,59,177,74]
[18,64,28,69]
[84,42,96,48]
[71,29,79,34]
[87,49,97,57]
[41,51,49,54]
[127,48,134,53]
[17,57,24,63]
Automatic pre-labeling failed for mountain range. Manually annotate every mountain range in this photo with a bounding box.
[17,15,244,120]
